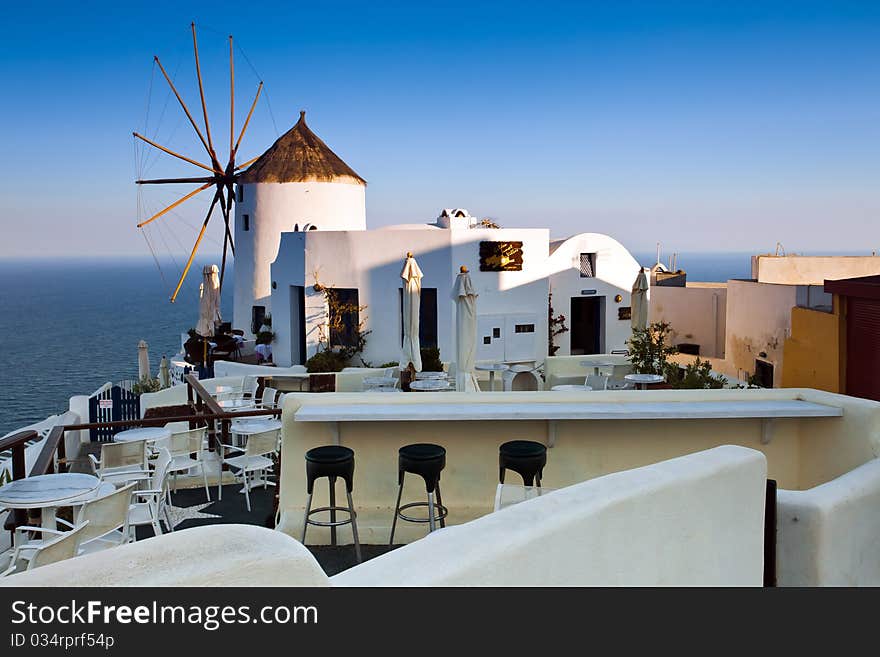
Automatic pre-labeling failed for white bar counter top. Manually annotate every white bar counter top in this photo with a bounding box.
[294,399,842,424]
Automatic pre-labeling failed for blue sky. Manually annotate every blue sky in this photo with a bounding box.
[1,1,878,258]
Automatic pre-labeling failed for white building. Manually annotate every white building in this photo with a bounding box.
[234,113,643,368]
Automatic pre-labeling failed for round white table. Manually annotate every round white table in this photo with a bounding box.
[580,360,617,375]
[113,426,172,444]
[475,363,510,391]
[624,373,665,390]
[550,384,593,391]
[415,371,447,380]
[0,473,101,530]
[217,398,255,411]
[409,379,452,392]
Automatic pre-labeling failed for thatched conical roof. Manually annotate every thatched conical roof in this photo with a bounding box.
[238,111,366,185]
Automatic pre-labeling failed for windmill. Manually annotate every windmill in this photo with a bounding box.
[134,23,263,302]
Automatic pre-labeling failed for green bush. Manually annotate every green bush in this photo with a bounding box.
[256,330,274,345]
[666,358,727,389]
[305,350,349,373]
[378,361,399,369]
[132,376,162,395]
[420,347,443,372]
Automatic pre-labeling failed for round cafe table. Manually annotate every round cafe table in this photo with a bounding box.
[415,371,447,380]
[0,473,101,531]
[217,398,255,411]
[113,426,172,444]
[550,384,593,392]
[475,363,509,392]
[409,379,451,392]
[624,373,665,390]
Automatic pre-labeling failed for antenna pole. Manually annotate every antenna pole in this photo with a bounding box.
[170,190,221,303]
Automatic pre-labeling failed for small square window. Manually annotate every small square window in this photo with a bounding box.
[483,336,491,345]
[493,327,501,338]
[243,214,250,232]
[579,253,596,277]
[515,324,535,333]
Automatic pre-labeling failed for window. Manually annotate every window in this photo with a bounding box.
[243,214,250,232]
[251,306,266,335]
[514,324,535,333]
[237,185,243,202]
[579,253,596,277]
[328,288,359,348]
[399,288,438,348]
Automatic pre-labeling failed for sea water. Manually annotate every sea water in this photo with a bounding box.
[0,253,752,436]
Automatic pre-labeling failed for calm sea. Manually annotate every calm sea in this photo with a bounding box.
[0,252,751,436]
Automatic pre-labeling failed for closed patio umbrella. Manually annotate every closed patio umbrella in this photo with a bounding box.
[400,252,423,372]
[452,265,479,392]
[137,340,150,380]
[631,268,649,331]
[158,355,171,388]
[196,264,222,338]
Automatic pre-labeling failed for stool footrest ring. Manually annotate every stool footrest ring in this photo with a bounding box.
[306,505,356,528]
[396,501,448,524]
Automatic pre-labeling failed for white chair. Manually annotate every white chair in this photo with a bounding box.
[55,483,136,554]
[219,429,278,512]
[242,375,260,400]
[259,387,279,409]
[1,521,90,577]
[585,374,609,390]
[167,427,211,501]
[89,439,151,486]
[128,448,174,539]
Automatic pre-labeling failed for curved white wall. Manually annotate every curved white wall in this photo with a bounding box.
[547,233,642,354]
[233,181,366,335]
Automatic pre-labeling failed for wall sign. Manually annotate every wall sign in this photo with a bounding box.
[580,289,597,295]
[479,241,523,271]
[618,307,632,320]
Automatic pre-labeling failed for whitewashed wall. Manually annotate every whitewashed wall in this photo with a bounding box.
[547,233,642,355]
[777,458,880,586]
[333,445,767,586]
[233,181,366,336]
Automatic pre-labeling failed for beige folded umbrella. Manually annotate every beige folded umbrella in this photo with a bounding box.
[631,268,649,331]
[137,340,150,380]
[400,252,424,372]
[452,266,479,392]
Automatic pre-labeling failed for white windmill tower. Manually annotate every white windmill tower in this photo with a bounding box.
[232,110,367,335]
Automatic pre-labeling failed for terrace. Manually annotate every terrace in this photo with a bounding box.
[2,367,879,586]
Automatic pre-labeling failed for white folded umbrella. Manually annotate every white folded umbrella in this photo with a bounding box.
[400,252,423,372]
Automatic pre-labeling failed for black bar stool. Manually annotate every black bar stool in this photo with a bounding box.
[302,445,361,563]
[499,440,547,487]
[389,443,447,544]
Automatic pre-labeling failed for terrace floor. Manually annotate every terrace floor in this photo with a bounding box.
[74,444,400,576]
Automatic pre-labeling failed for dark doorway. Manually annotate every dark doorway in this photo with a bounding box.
[570,297,602,355]
[290,285,306,365]
[754,359,774,388]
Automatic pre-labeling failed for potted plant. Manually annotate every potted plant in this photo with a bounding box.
[626,321,678,389]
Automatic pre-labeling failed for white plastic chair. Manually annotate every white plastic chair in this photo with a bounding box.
[585,374,609,390]
[1,521,90,577]
[55,483,136,554]
[166,427,211,501]
[242,375,259,400]
[89,439,151,486]
[259,387,279,409]
[219,429,278,512]
[128,448,174,539]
